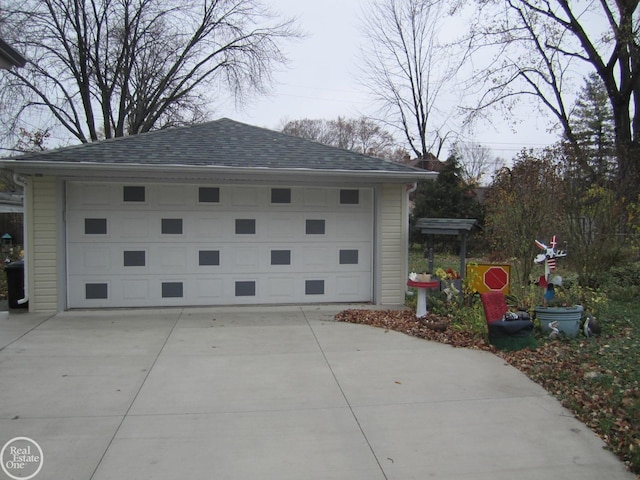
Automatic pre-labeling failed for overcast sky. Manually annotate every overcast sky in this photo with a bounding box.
[216,0,561,161]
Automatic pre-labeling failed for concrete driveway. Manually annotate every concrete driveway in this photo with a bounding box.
[0,306,634,480]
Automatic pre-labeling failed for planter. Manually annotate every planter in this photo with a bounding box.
[534,305,584,338]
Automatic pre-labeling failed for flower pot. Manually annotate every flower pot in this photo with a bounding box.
[534,305,584,338]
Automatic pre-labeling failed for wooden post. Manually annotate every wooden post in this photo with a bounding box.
[460,230,467,279]
[427,235,434,273]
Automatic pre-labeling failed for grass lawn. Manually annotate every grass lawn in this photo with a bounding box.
[407,245,472,274]
[500,298,640,474]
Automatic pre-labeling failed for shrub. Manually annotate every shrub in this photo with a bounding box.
[448,300,488,341]
[550,275,609,319]
[607,261,640,301]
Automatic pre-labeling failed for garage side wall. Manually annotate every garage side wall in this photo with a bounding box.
[379,183,408,305]
[26,176,59,312]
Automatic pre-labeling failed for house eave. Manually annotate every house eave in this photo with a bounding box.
[1,160,436,185]
[0,38,27,69]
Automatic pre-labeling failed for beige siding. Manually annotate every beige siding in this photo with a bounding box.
[26,177,59,312]
[379,183,408,304]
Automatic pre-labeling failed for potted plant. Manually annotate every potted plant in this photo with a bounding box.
[539,274,610,337]
[534,303,584,338]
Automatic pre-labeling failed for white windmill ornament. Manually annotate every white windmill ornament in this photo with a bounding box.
[534,235,567,287]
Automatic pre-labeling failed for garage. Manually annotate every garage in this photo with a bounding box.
[1,118,433,312]
[66,182,373,308]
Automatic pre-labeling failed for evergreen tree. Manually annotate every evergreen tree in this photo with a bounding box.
[568,73,616,185]
[412,154,482,219]
[560,75,623,286]
[410,154,484,248]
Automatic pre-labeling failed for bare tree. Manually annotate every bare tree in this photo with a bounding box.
[466,0,640,202]
[333,116,397,156]
[358,0,466,160]
[451,141,502,187]
[281,116,398,159]
[13,127,51,153]
[0,0,300,144]
[280,118,336,146]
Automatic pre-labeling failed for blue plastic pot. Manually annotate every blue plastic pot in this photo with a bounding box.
[534,305,584,338]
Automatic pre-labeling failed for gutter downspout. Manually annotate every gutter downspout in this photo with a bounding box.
[13,173,28,305]
[405,182,418,295]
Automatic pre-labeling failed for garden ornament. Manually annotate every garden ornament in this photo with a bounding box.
[581,315,602,337]
[544,283,555,303]
[534,235,567,287]
[548,321,560,339]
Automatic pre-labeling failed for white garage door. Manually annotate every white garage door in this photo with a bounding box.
[66,182,373,308]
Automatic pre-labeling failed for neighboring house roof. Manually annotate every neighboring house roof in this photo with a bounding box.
[1,118,435,184]
[0,38,26,69]
[0,191,23,213]
[401,153,445,172]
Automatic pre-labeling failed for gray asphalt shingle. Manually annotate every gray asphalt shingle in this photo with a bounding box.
[6,118,424,174]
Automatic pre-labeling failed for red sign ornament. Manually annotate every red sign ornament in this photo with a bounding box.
[483,266,509,291]
[466,264,511,294]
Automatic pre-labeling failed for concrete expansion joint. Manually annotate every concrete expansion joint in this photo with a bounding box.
[301,307,390,480]
[88,309,184,480]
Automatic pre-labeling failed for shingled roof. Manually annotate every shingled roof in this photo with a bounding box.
[2,119,431,183]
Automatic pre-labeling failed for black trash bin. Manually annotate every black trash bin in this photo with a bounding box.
[5,260,28,309]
